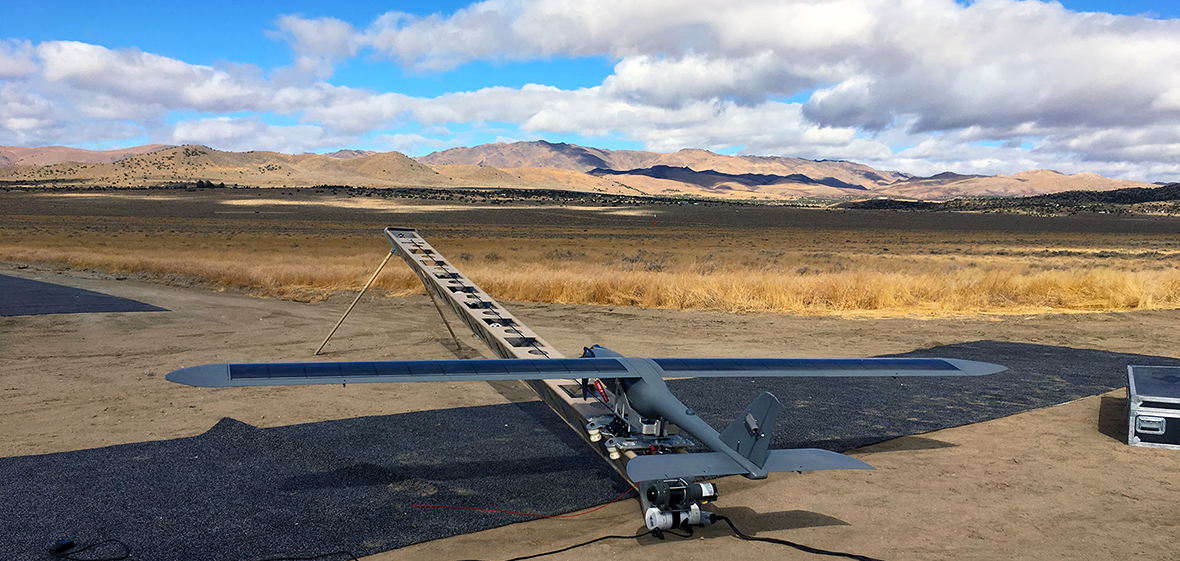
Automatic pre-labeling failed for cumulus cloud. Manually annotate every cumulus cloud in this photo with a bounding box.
[268,15,359,79]
[800,1,1180,134]
[372,132,457,154]
[0,39,38,79]
[353,0,877,72]
[33,42,268,116]
[171,116,353,153]
[329,0,1180,131]
[0,83,58,138]
[603,53,815,108]
[0,81,143,146]
[297,88,419,134]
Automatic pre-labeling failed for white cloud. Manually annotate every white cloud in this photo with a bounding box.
[603,53,814,108]
[326,0,1180,134]
[354,0,879,72]
[372,132,454,153]
[37,41,267,114]
[800,0,1180,134]
[0,39,38,79]
[171,116,353,153]
[0,81,142,146]
[267,15,359,79]
[297,88,419,134]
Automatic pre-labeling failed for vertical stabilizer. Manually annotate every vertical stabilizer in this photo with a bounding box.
[718,391,782,468]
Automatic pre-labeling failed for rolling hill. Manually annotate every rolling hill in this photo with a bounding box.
[0,144,172,166]
[0,141,1158,201]
[0,145,633,193]
[416,140,1151,200]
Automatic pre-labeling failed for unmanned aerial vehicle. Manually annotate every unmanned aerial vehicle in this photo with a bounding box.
[168,227,1005,530]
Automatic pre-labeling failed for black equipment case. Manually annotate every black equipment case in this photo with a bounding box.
[1127,365,1180,449]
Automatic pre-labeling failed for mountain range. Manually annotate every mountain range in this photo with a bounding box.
[0,140,1155,201]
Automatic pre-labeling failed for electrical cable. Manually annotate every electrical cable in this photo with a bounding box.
[713,514,885,561]
[48,539,131,561]
[497,525,698,561]
[416,491,881,561]
[501,529,657,561]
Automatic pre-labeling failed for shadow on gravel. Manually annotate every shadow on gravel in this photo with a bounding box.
[1098,395,1129,442]
[1,341,1172,561]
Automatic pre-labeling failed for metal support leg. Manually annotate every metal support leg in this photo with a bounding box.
[423,280,463,351]
[315,251,394,355]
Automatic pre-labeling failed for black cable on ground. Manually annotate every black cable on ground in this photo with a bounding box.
[501,529,660,561]
[497,525,698,561]
[713,514,885,561]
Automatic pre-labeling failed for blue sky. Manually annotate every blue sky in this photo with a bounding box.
[2,0,1180,180]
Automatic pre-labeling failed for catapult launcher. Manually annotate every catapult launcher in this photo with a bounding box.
[169,227,1005,530]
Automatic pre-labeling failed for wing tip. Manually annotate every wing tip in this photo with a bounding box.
[166,364,230,387]
[943,358,1008,376]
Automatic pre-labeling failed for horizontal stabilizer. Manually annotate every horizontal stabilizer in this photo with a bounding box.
[652,357,1005,378]
[166,358,629,388]
[762,449,874,473]
[625,449,873,481]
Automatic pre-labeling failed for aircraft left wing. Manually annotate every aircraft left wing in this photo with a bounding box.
[166,358,629,387]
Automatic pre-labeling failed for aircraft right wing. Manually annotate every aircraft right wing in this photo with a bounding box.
[649,357,1006,377]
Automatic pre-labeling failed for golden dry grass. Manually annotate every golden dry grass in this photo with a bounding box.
[5,226,1180,316]
[466,262,1180,315]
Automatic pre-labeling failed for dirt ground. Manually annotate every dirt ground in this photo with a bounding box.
[3,265,1180,560]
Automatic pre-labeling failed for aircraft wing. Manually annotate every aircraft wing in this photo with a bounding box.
[650,357,1005,377]
[166,358,629,387]
[167,356,1002,388]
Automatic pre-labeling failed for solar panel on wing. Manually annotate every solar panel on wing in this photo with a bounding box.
[302,363,344,377]
[219,356,979,385]
[229,364,270,379]
[652,357,962,375]
[226,358,630,382]
[406,361,446,375]
[340,362,383,377]
[271,364,312,378]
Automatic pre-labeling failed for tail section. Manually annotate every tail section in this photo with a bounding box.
[718,391,782,468]
[624,389,875,482]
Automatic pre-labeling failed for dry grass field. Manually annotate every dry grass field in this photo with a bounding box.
[5,189,1180,316]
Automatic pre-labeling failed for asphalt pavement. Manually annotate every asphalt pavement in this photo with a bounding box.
[0,273,168,316]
